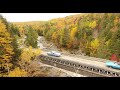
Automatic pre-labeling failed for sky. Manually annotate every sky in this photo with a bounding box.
[0,13,80,22]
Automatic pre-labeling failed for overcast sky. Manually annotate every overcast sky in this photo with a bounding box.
[0,13,80,22]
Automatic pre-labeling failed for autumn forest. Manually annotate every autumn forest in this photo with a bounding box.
[0,13,120,77]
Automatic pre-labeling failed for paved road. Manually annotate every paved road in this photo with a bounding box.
[41,51,120,73]
[38,36,120,73]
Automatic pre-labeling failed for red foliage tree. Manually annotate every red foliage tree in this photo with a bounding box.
[110,54,118,61]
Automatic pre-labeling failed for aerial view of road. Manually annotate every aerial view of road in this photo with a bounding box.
[1,13,120,77]
[38,36,120,77]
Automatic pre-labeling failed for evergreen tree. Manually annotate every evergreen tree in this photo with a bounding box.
[25,26,38,48]
[109,29,120,58]
[8,23,21,62]
[9,24,20,37]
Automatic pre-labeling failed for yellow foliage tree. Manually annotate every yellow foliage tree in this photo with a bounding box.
[90,38,100,56]
[52,32,57,43]
[0,20,14,73]
[19,46,41,69]
[89,21,97,29]
[70,27,77,40]
[8,67,27,77]
[67,27,77,48]
[114,16,119,26]
[19,26,24,37]
[83,33,87,39]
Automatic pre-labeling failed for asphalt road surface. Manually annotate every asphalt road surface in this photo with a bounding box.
[41,51,120,73]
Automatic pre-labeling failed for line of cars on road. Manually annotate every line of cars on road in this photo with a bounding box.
[47,51,120,70]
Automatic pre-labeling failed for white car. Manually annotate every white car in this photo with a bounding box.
[47,51,61,57]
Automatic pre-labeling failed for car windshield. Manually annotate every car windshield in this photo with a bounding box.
[113,62,120,65]
[51,51,56,53]
[117,62,120,65]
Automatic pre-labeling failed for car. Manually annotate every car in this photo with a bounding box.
[105,61,120,70]
[47,51,61,57]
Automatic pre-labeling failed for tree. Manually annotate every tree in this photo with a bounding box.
[0,15,9,30]
[9,23,21,62]
[25,26,38,48]
[67,27,78,49]
[11,37,21,62]
[0,20,14,73]
[89,21,97,29]
[52,32,57,43]
[60,28,68,47]
[96,39,111,59]
[19,46,41,70]
[90,38,100,56]
[9,24,20,37]
[8,67,27,77]
[109,29,120,60]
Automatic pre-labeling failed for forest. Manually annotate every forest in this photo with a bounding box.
[0,13,120,77]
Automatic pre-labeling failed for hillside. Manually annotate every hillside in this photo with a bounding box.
[1,13,120,77]
[12,13,120,61]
